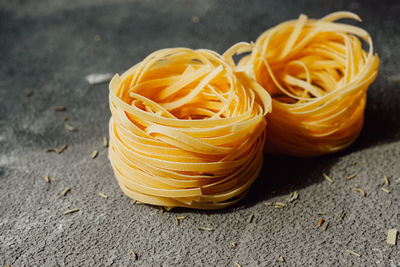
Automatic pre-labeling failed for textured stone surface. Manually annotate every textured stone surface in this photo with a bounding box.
[1,0,399,266]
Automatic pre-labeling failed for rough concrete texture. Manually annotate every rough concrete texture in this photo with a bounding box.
[1,0,400,266]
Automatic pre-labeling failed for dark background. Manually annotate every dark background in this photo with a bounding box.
[1,0,399,266]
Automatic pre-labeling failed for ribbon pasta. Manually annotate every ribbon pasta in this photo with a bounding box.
[237,11,379,156]
[108,48,271,209]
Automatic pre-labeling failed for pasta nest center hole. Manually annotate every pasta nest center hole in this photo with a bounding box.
[121,49,255,121]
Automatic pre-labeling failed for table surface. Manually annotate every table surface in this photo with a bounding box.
[1,0,400,266]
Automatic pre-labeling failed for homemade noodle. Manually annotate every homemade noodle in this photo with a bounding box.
[108,48,271,209]
[236,11,379,156]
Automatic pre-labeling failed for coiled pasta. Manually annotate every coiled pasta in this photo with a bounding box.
[108,48,271,209]
[238,11,379,156]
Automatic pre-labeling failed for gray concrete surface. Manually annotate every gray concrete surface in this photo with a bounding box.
[1,0,400,266]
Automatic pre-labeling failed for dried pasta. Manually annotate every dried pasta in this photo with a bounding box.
[108,48,271,209]
[236,11,379,156]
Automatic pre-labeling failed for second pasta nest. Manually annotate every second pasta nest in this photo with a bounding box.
[237,11,379,156]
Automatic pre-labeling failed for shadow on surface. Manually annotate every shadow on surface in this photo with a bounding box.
[168,152,340,215]
[240,153,339,208]
[350,81,400,153]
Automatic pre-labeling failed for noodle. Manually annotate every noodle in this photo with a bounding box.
[235,11,379,156]
[108,48,271,209]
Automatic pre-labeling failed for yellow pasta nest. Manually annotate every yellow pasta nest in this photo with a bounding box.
[238,11,379,156]
[108,48,271,209]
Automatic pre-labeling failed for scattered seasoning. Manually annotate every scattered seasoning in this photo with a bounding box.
[53,106,66,111]
[45,175,51,183]
[384,176,390,185]
[198,227,214,231]
[230,242,236,248]
[86,73,113,84]
[316,211,326,215]
[279,255,285,262]
[94,34,101,42]
[58,144,68,153]
[63,117,68,121]
[346,249,361,257]
[98,192,108,198]
[176,216,185,225]
[318,218,325,227]
[26,91,34,97]
[159,206,164,212]
[323,222,329,231]
[61,187,71,196]
[234,261,241,267]
[103,136,108,147]
[130,250,137,261]
[323,173,333,183]
[247,213,254,223]
[45,144,68,154]
[64,208,79,215]
[352,187,366,197]
[275,202,288,209]
[340,213,346,220]
[381,187,391,194]
[91,150,99,159]
[289,191,299,202]
[347,174,356,180]
[64,123,75,132]
[192,15,200,23]
[264,201,272,206]
[387,229,398,246]
[352,162,357,166]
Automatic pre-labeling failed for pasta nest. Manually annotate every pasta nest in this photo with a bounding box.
[108,48,271,209]
[238,11,379,156]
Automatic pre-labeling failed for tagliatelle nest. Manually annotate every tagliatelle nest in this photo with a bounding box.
[236,11,379,157]
[108,48,271,209]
